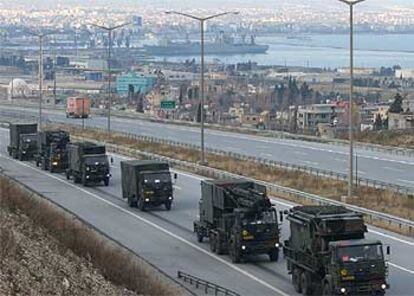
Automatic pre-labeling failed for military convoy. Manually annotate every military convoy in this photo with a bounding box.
[66,142,111,186]
[36,130,70,172]
[193,180,280,263]
[7,123,391,295]
[283,205,389,295]
[121,160,176,211]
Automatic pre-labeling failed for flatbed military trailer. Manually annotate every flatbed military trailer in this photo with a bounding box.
[66,142,110,186]
[121,160,176,211]
[194,179,280,263]
[283,206,389,296]
[36,130,70,172]
[7,123,37,159]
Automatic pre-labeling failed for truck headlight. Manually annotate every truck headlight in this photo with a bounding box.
[22,151,26,154]
[145,198,150,202]
[168,196,173,200]
[275,243,280,248]
[52,161,58,166]
[86,166,90,171]
[241,245,246,250]
[381,284,387,290]
[86,175,90,179]
[242,230,249,236]
[340,288,346,294]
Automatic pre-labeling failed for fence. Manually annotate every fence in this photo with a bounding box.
[88,127,414,196]
[177,271,240,296]
[1,101,413,157]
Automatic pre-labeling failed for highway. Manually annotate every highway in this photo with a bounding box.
[0,105,413,190]
[0,127,414,296]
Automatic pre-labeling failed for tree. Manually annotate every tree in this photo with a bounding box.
[373,113,383,131]
[389,93,403,113]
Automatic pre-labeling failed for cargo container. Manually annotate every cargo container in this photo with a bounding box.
[66,97,90,118]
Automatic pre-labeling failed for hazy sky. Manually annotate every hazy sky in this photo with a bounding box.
[2,0,414,10]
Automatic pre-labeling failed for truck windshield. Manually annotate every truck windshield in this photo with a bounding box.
[242,210,277,225]
[143,173,171,184]
[337,244,383,263]
[85,156,107,165]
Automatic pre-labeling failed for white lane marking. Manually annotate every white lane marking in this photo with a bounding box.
[398,179,414,185]
[383,167,404,172]
[173,185,182,190]
[368,230,414,247]
[388,262,414,274]
[303,160,319,166]
[260,153,273,158]
[294,151,308,156]
[0,155,289,296]
[335,158,347,163]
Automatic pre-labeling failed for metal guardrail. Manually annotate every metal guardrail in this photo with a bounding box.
[89,140,414,236]
[1,101,413,157]
[177,271,240,296]
[87,127,414,195]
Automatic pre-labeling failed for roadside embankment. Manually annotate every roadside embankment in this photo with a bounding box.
[0,173,186,296]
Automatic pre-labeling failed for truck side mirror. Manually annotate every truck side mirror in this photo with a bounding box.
[174,173,178,180]
[386,246,390,255]
[279,211,284,222]
[283,210,289,215]
[110,157,114,164]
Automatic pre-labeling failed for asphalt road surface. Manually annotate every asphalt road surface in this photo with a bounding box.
[0,105,413,191]
[0,127,413,296]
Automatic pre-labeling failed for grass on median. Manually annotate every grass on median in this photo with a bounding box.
[50,124,414,223]
[0,174,184,296]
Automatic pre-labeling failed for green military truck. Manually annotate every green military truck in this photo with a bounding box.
[17,133,38,161]
[194,179,280,263]
[283,205,389,295]
[7,123,38,160]
[66,142,110,186]
[36,130,70,172]
[121,160,176,211]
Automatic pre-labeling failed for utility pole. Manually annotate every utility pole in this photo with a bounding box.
[165,11,239,164]
[338,0,366,199]
[89,22,130,132]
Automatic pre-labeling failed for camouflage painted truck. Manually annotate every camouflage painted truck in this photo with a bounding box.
[194,179,281,263]
[36,130,70,172]
[283,205,390,296]
[121,160,176,211]
[7,123,38,160]
[66,142,110,186]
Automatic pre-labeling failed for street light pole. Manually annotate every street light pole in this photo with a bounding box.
[338,0,365,199]
[165,11,239,164]
[28,31,57,131]
[89,22,130,132]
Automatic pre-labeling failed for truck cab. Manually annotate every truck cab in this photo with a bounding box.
[121,160,175,211]
[82,154,110,186]
[323,239,389,295]
[18,133,38,160]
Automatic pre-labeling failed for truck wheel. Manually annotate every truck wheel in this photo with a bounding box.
[82,174,87,186]
[18,152,23,161]
[74,176,81,184]
[209,233,216,253]
[269,248,279,262]
[66,171,70,180]
[215,236,223,255]
[7,148,11,156]
[104,178,109,186]
[41,159,47,170]
[138,198,146,211]
[36,159,40,167]
[164,200,172,211]
[196,231,203,243]
[292,268,302,293]
[229,240,241,263]
[128,196,137,208]
[301,271,313,296]
[322,282,332,296]
[12,150,18,159]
